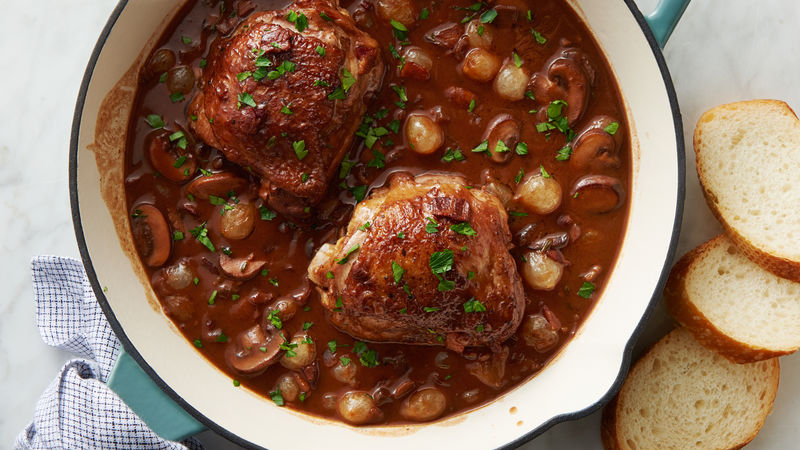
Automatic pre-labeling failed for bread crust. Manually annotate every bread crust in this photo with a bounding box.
[663,235,797,363]
[695,100,800,283]
[600,328,781,450]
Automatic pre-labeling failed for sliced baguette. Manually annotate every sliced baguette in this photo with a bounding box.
[664,234,800,363]
[695,99,800,282]
[601,328,779,450]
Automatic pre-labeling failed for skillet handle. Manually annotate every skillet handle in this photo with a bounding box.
[645,0,691,49]
[107,350,205,441]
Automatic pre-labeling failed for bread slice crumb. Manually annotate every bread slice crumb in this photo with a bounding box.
[695,99,800,281]
[601,328,779,450]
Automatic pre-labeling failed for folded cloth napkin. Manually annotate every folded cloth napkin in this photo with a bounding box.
[15,256,203,450]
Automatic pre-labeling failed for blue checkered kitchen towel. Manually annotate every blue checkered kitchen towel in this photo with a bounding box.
[15,256,203,450]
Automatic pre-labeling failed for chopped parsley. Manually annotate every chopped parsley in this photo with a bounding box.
[463,297,487,313]
[280,104,293,115]
[429,249,454,275]
[237,92,256,109]
[516,142,529,155]
[515,168,526,184]
[423,307,441,313]
[392,261,405,284]
[341,68,356,93]
[605,122,620,135]
[328,87,346,100]
[472,140,489,154]
[336,245,361,264]
[540,165,551,178]
[390,19,408,41]
[349,185,367,202]
[443,148,466,162]
[353,341,380,367]
[425,217,439,234]
[420,7,430,20]
[145,114,164,129]
[259,206,276,221]
[577,281,596,299]
[480,9,498,23]
[316,45,326,57]
[532,29,547,44]
[293,140,308,160]
[189,223,215,252]
[494,140,510,153]
[286,11,308,32]
[450,222,477,236]
[172,231,184,241]
[269,389,285,406]
[207,290,218,305]
[513,52,523,68]
[266,309,283,329]
[556,145,573,161]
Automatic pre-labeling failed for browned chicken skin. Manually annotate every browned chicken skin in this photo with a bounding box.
[189,1,385,216]
[308,173,526,352]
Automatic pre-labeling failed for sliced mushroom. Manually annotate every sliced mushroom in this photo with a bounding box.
[529,47,595,125]
[131,204,171,267]
[400,47,433,80]
[570,175,626,214]
[146,130,197,182]
[219,252,267,280]
[186,172,248,200]
[525,231,570,251]
[444,86,476,109]
[163,295,194,322]
[425,22,464,50]
[465,346,509,390]
[571,116,624,170]
[482,171,513,208]
[482,114,520,163]
[224,325,282,376]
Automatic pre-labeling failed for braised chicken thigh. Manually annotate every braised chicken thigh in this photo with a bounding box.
[189,0,385,216]
[308,174,526,352]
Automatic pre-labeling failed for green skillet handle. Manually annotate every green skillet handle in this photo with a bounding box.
[645,0,691,49]
[107,350,205,441]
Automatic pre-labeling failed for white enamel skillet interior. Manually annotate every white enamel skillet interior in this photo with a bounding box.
[70,0,686,448]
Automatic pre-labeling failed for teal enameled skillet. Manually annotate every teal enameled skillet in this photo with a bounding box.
[70,0,688,448]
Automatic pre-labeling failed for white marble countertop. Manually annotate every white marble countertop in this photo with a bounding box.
[2,0,800,448]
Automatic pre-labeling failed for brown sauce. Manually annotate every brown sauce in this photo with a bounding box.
[124,0,630,425]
